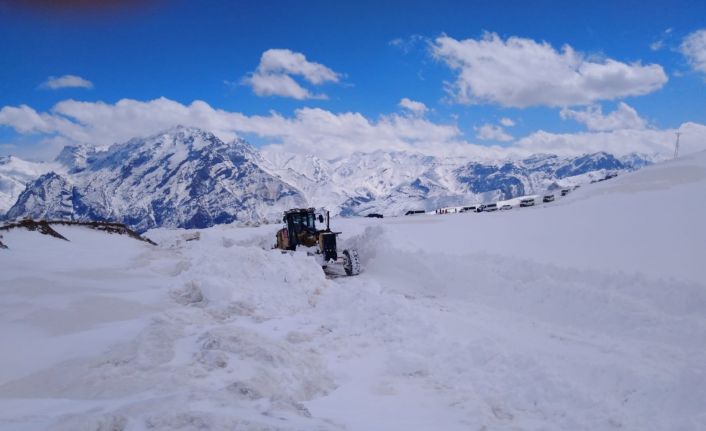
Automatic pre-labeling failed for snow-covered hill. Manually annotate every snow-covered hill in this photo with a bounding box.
[2,126,654,230]
[0,155,57,214]
[0,151,704,430]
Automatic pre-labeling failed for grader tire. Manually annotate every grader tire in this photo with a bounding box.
[342,249,360,276]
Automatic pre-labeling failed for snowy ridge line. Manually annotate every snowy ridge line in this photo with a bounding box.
[1,126,656,230]
[0,219,157,247]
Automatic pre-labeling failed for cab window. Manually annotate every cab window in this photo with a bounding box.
[290,212,316,231]
[304,213,316,230]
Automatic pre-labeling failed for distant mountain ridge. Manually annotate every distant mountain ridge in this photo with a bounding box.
[0,155,62,214]
[4,127,305,232]
[1,126,654,231]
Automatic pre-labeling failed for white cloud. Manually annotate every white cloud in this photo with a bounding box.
[650,28,673,52]
[246,73,326,100]
[2,98,704,161]
[0,98,464,159]
[475,123,513,142]
[431,32,668,107]
[515,122,706,158]
[389,35,426,54]
[40,75,93,90]
[650,40,664,51]
[679,29,706,76]
[243,49,340,99]
[560,102,647,131]
[398,98,428,115]
[500,117,515,127]
[257,49,339,84]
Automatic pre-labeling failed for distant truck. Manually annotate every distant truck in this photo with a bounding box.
[405,210,425,216]
[560,189,571,196]
[520,198,535,207]
[543,195,555,203]
[459,206,477,213]
[366,213,383,218]
[484,203,498,212]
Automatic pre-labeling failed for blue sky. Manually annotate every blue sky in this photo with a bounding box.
[1,0,706,160]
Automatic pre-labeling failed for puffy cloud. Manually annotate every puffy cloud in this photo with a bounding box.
[499,117,516,127]
[475,123,513,142]
[246,73,323,100]
[40,75,93,90]
[243,49,340,99]
[431,32,668,107]
[256,49,339,84]
[0,104,86,136]
[252,108,466,157]
[516,122,706,158]
[0,98,242,146]
[398,98,428,115]
[560,102,647,131]
[0,98,464,158]
[679,29,706,76]
[2,97,704,160]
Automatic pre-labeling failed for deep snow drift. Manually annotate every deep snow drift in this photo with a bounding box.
[0,151,705,430]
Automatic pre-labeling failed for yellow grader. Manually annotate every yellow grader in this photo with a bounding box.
[275,208,360,276]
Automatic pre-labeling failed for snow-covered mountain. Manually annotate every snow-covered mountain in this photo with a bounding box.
[260,148,650,216]
[0,155,58,214]
[6,127,306,232]
[2,126,654,230]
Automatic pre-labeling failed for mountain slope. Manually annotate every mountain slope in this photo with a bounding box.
[261,148,648,216]
[0,156,57,215]
[7,127,306,231]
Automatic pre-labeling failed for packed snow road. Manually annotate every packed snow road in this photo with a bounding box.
[1,152,705,430]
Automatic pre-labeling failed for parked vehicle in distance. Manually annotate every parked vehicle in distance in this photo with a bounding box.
[405,210,425,216]
[543,195,555,203]
[605,172,618,179]
[573,185,581,190]
[500,204,512,210]
[484,203,498,212]
[436,207,459,214]
[459,206,477,213]
[520,198,535,207]
[366,213,383,218]
[475,204,486,213]
[560,189,571,196]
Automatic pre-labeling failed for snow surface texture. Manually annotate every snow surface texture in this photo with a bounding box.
[1,152,705,430]
[2,126,653,230]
